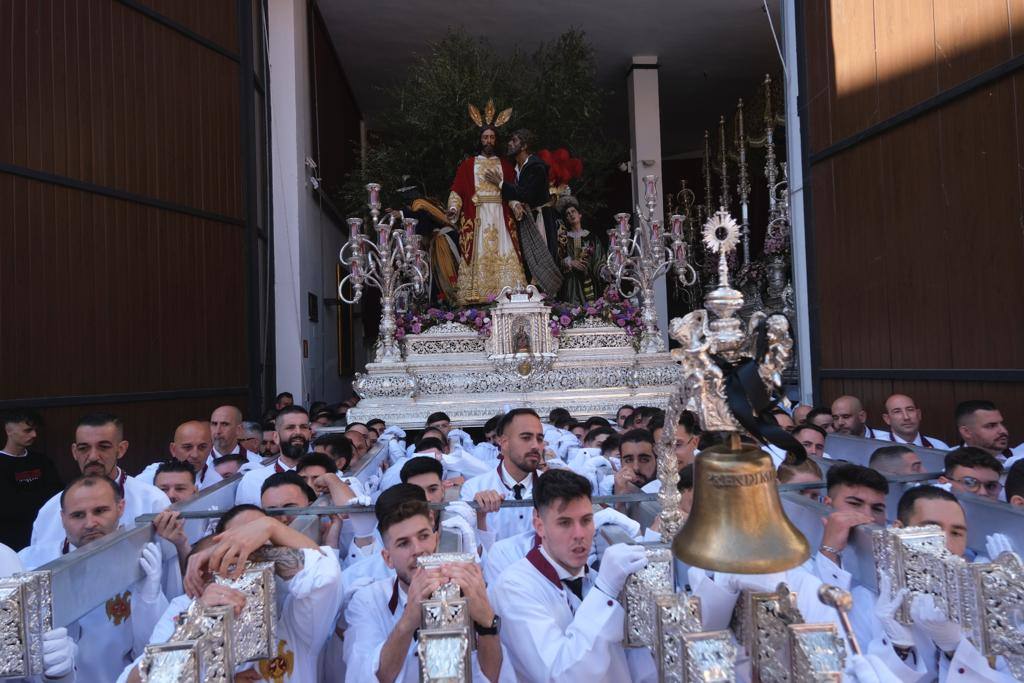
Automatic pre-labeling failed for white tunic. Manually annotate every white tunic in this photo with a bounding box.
[482,530,538,585]
[19,540,167,683]
[489,546,633,683]
[117,547,342,683]
[235,459,295,506]
[343,576,515,683]
[460,464,538,542]
[30,471,170,547]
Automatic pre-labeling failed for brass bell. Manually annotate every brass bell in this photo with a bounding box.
[672,438,810,573]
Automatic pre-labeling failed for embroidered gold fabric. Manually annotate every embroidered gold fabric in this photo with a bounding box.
[457,224,525,304]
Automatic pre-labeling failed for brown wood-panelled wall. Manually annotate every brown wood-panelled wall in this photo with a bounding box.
[0,0,267,478]
[799,0,1024,444]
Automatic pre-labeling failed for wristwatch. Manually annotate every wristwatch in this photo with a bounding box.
[474,614,501,636]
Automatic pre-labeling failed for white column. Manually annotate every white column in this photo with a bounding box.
[782,0,814,405]
[626,56,669,348]
[267,0,316,405]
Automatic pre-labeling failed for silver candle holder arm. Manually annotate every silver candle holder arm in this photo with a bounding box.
[605,175,697,354]
[338,183,428,363]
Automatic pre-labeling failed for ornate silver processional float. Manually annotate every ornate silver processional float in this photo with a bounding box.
[343,178,690,428]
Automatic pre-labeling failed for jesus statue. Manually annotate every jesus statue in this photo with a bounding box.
[446,100,525,305]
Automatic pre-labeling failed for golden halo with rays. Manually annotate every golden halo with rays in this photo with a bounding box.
[702,209,741,255]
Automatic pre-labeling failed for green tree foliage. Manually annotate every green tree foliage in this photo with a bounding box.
[336,29,622,217]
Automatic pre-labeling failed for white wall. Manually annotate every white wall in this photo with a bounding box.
[267,0,348,407]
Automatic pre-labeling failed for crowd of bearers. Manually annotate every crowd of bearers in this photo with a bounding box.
[2,389,1023,682]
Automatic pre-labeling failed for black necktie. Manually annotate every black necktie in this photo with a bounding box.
[513,483,524,500]
[563,577,584,601]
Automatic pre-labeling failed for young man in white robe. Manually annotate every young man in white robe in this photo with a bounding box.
[31,413,170,547]
[343,484,513,682]
[489,468,650,683]
[460,409,546,546]
[119,503,342,683]
[19,475,167,683]
[235,406,313,506]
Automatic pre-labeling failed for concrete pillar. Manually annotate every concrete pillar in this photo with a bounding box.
[782,0,814,405]
[267,0,314,405]
[626,56,669,348]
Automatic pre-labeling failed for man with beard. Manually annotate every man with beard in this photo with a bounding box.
[1,408,62,550]
[490,469,649,683]
[612,429,657,494]
[483,128,562,295]
[20,475,167,683]
[210,405,262,470]
[235,405,313,506]
[136,420,217,488]
[343,486,511,683]
[31,413,170,547]
[880,393,949,450]
[831,396,886,439]
[461,408,545,543]
[446,110,525,304]
[956,400,1016,462]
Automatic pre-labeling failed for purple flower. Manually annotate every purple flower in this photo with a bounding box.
[586,306,598,316]
[559,315,571,326]
[395,329,405,339]
[615,317,626,327]
[445,312,455,321]
[411,322,422,334]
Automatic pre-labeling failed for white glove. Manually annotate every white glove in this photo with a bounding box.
[382,425,406,439]
[447,428,474,449]
[910,594,963,653]
[594,543,648,597]
[42,627,77,679]
[365,473,382,493]
[387,438,406,464]
[873,576,914,647]
[440,515,478,553]
[985,532,1015,560]
[843,653,903,683]
[544,458,571,471]
[138,541,163,601]
[443,501,477,529]
[714,570,787,595]
[348,495,378,539]
[593,507,642,539]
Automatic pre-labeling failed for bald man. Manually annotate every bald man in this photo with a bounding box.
[136,421,223,489]
[880,393,949,450]
[209,405,261,470]
[830,395,885,440]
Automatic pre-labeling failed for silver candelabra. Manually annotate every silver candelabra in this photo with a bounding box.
[606,174,697,354]
[338,183,428,363]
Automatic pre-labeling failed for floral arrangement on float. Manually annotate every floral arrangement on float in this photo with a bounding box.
[394,286,644,342]
[547,287,644,338]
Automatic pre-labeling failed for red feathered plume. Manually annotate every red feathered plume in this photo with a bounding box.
[538,148,583,188]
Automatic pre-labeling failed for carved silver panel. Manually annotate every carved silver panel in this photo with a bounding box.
[680,631,736,683]
[0,580,28,678]
[215,562,275,662]
[788,623,844,682]
[421,598,471,631]
[872,525,961,624]
[654,592,703,683]
[139,640,202,683]
[621,547,675,647]
[968,553,1024,679]
[417,627,472,683]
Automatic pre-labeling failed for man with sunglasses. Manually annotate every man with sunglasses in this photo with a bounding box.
[939,447,1003,500]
